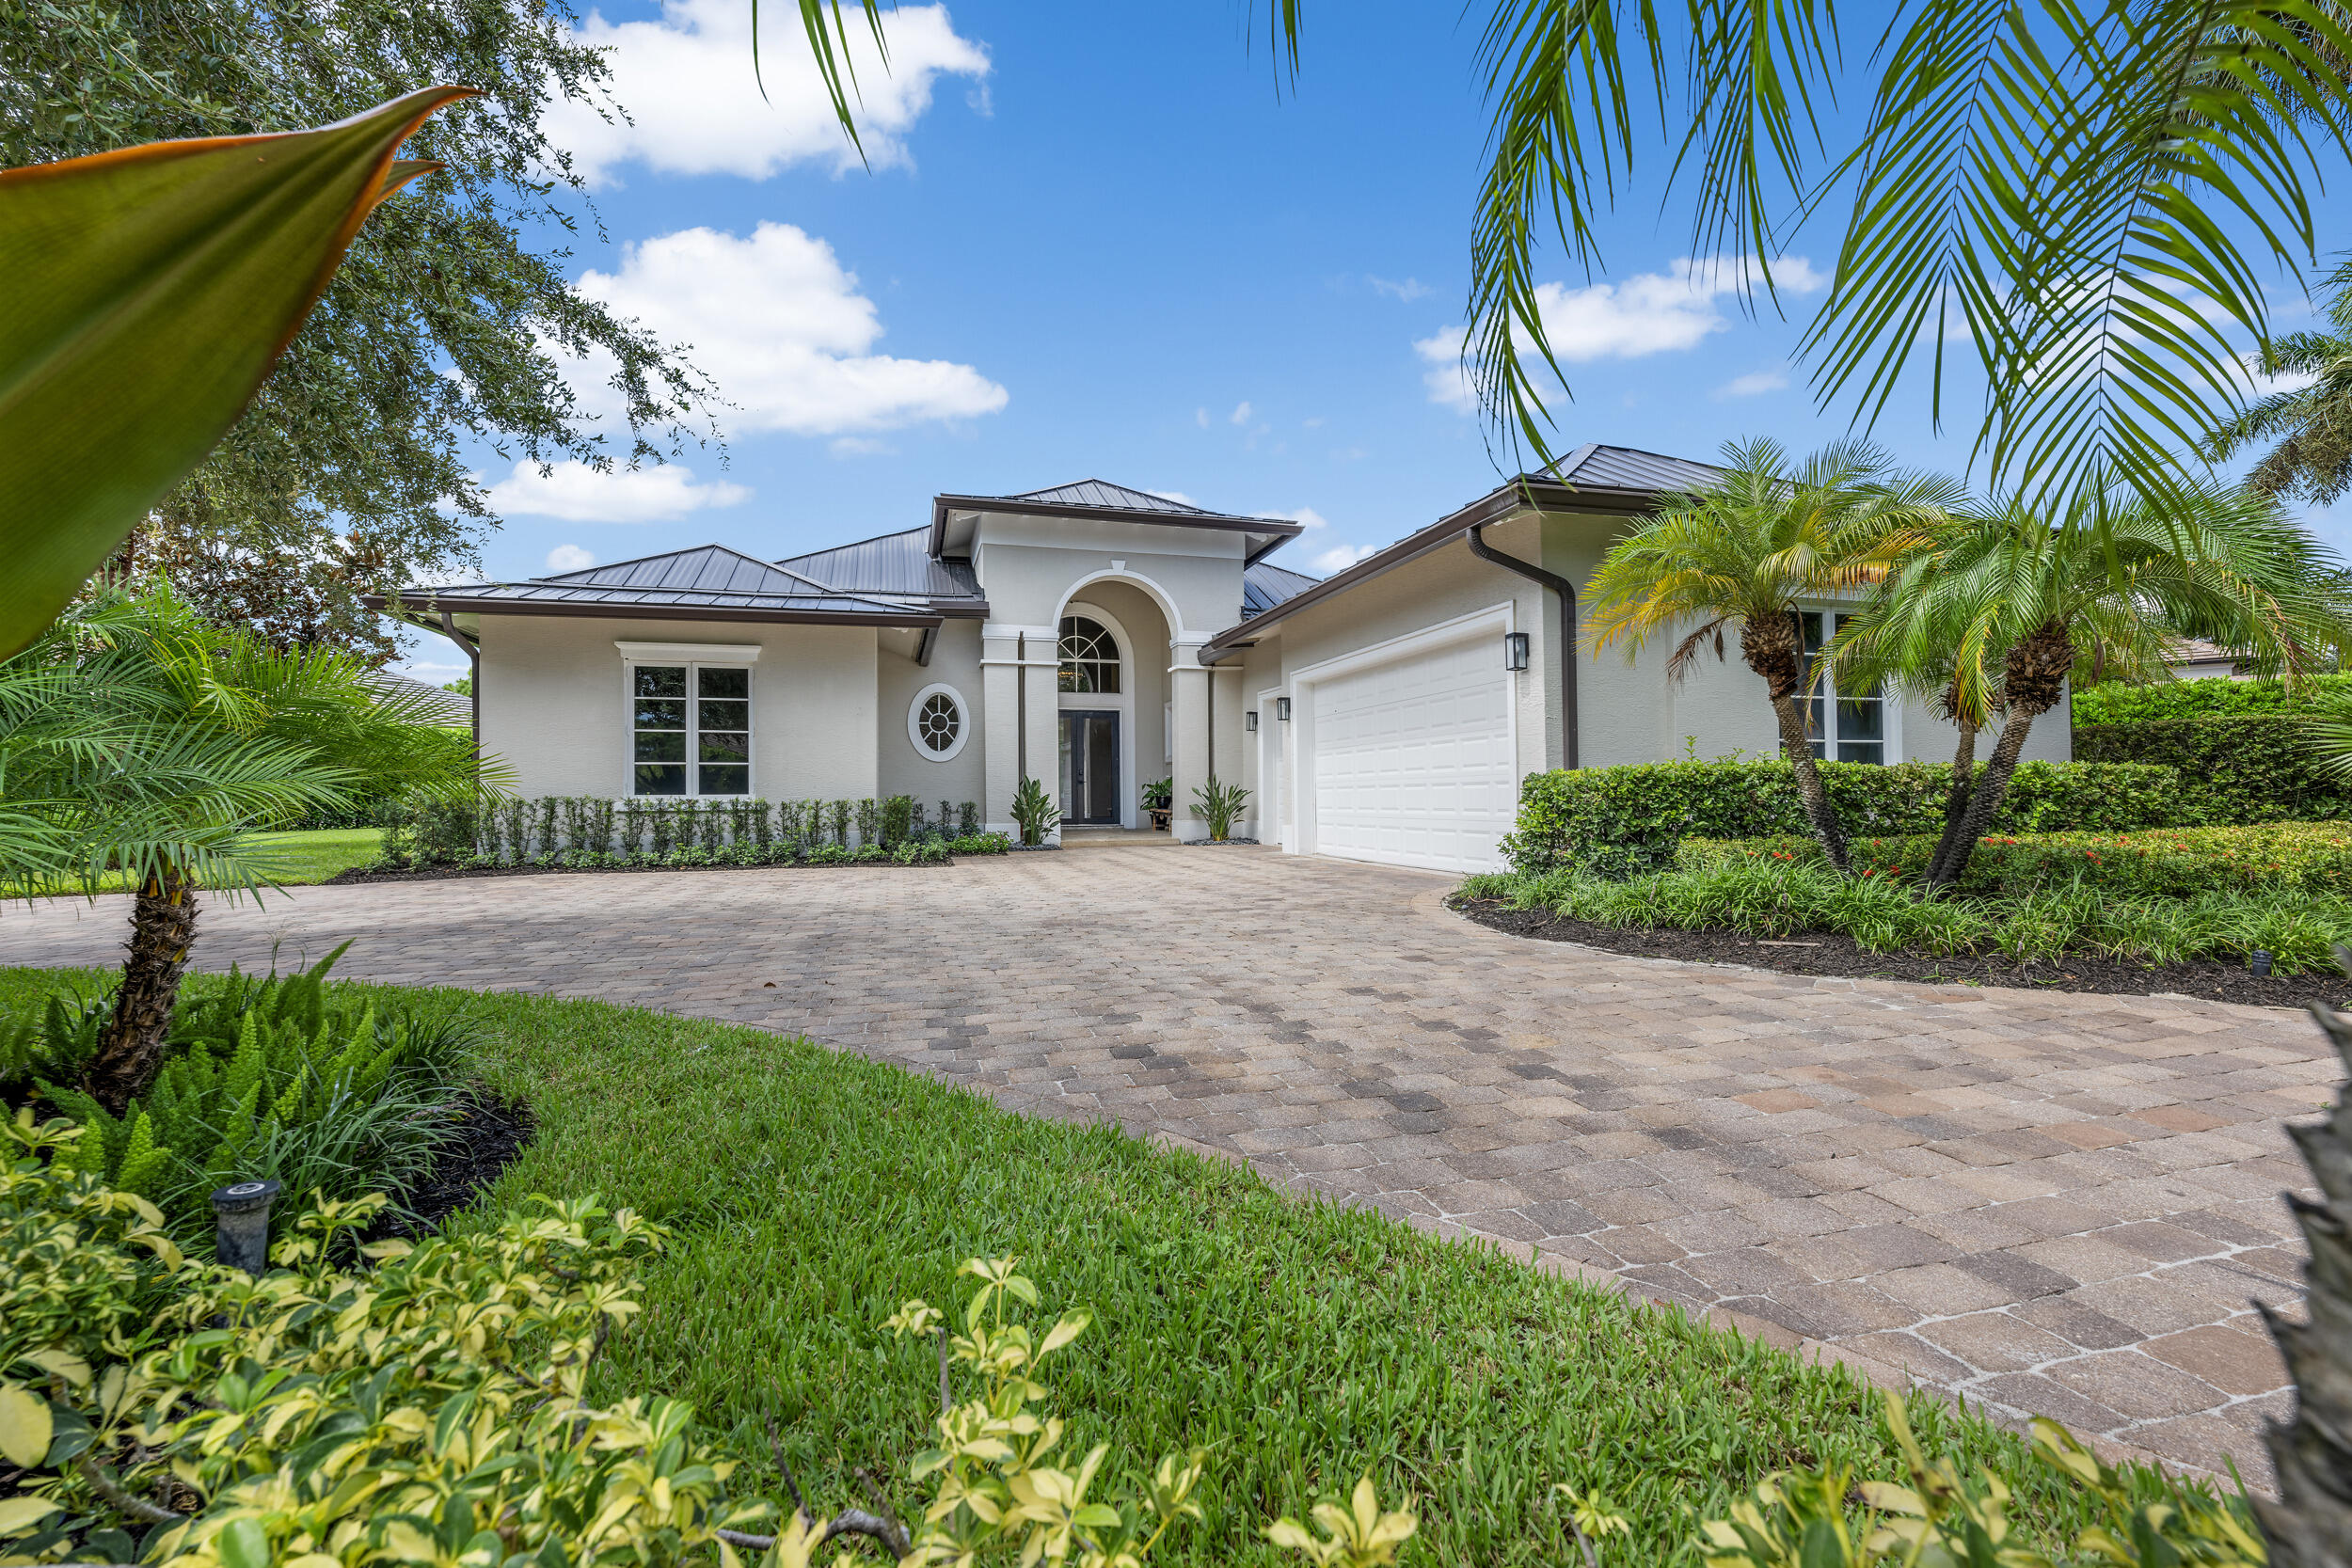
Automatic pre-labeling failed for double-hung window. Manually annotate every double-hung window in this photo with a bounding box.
[631,663,752,796]
[1798,611,1885,765]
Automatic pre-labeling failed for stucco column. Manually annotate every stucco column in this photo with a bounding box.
[1169,639,1211,843]
[1019,636,1062,843]
[978,625,1031,837]
[1209,662,1247,838]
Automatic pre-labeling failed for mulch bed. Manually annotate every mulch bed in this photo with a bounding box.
[326,859,969,885]
[1450,895,2352,1011]
[380,1085,535,1237]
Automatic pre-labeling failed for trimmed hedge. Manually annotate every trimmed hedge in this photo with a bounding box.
[1501,759,2183,879]
[2074,715,2352,825]
[1680,821,2352,897]
[2073,672,2352,722]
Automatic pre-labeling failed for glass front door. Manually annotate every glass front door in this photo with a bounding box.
[1058,710,1120,825]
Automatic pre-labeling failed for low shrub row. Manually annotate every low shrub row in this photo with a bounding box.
[1502,759,2183,879]
[0,948,470,1238]
[1460,860,2352,972]
[2073,715,2352,825]
[1679,820,2352,897]
[377,794,998,868]
[2072,671,2352,722]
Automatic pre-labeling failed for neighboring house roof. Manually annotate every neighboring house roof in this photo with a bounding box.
[1201,442,1725,659]
[930,478,1304,564]
[775,527,987,608]
[364,671,471,726]
[364,543,956,628]
[1242,561,1319,619]
[2167,637,2250,677]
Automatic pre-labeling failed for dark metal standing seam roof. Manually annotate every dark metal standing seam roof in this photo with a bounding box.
[1547,443,1728,495]
[1241,561,1319,619]
[776,528,986,602]
[366,543,948,626]
[929,479,1307,566]
[1006,480,1216,514]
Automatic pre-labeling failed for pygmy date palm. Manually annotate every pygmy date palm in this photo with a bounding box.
[1583,438,1961,873]
[1840,483,2350,894]
[0,583,505,1112]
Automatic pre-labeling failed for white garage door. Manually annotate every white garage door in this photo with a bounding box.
[1307,634,1516,873]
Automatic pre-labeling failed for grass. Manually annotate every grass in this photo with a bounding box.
[1462,860,2352,974]
[30,829,384,895]
[0,965,2161,1564]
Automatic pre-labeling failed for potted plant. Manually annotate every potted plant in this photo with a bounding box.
[1191,775,1250,843]
[1142,776,1173,832]
[1009,775,1060,847]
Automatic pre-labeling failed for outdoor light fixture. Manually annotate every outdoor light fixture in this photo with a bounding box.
[1276,698,1292,721]
[1503,631,1531,671]
[1245,710,1259,732]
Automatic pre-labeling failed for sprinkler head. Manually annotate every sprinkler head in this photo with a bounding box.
[2250,950,2274,977]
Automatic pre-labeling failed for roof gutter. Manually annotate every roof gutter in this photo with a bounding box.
[1466,523,1578,771]
[437,609,483,752]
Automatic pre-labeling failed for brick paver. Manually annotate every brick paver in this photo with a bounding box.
[0,843,2330,1483]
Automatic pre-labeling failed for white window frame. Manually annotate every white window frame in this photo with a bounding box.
[1796,610,1899,765]
[618,647,759,800]
[908,682,972,762]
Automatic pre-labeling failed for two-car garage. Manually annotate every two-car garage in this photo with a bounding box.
[1281,617,1520,874]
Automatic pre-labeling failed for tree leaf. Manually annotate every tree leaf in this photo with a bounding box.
[0,86,475,659]
[0,1496,62,1535]
[0,1384,52,1470]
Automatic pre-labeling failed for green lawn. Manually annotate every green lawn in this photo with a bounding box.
[40,828,382,895]
[0,964,2135,1564]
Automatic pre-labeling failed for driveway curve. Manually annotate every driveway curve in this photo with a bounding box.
[0,841,2329,1483]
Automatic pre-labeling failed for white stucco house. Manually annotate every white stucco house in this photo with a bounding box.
[376,445,2068,874]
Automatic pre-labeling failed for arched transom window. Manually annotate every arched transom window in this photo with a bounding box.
[1058,615,1120,693]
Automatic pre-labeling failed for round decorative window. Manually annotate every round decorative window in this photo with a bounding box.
[907,683,969,762]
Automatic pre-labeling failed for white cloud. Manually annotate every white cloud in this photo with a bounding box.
[1715,367,1790,399]
[829,436,893,457]
[485,459,751,523]
[1312,543,1378,575]
[1230,401,1253,425]
[546,0,989,185]
[1263,506,1329,530]
[1194,406,1209,429]
[1148,489,1200,507]
[573,223,1008,436]
[1368,276,1432,302]
[1414,325,1476,411]
[546,544,598,573]
[1415,255,1826,409]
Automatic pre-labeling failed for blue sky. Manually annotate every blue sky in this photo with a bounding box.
[401,1,2344,678]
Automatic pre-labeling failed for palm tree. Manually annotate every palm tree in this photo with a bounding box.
[1584,439,1961,873]
[2207,256,2352,506]
[0,582,501,1111]
[1839,483,2349,894]
[782,2,2352,514]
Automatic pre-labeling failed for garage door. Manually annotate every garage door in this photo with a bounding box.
[1307,634,1516,873]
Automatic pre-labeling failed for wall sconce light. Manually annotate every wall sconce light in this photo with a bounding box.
[1245,710,1259,732]
[1275,697,1292,721]
[1503,631,1531,671]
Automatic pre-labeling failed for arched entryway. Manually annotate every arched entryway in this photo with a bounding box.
[1054,580,1174,830]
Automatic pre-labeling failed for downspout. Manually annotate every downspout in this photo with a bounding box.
[1465,524,1580,770]
[437,608,482,754]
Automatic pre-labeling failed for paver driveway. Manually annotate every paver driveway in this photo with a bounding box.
[1,842,2330,1483]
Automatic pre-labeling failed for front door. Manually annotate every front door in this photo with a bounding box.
[1059,710,1120,825]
